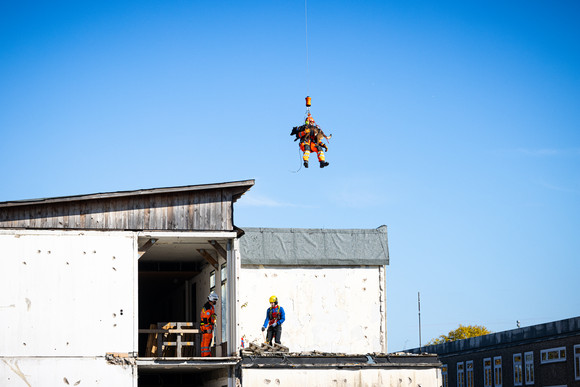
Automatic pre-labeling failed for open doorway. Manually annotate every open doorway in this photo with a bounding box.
[137,235,231,359]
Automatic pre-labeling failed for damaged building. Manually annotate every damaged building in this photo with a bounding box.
[0,180,441,386]
[237,227,441,385]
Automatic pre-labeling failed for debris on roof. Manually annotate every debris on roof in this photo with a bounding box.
[240,352,441,369]
[242,341,289,356]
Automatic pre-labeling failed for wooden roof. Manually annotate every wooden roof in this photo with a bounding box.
[0,180,254,232]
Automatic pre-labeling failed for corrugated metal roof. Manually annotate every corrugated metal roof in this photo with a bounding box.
[239,226,389,266]
[0,179,255,208]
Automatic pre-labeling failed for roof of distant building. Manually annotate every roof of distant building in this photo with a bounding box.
[404,316,580,356]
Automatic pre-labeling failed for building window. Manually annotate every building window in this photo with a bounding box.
[484,358,492,387]
[525,351,534,384]
[494,356,502,387]
[457,362,465,387]
[540,347,566,364]
[442,364,448,387]
[466,360,474,387]
[513,353,523,386]
[209,270,216,293]
[574,345,580,381]
[220,263,227,343]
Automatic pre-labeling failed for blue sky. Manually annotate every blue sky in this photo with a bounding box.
[1,1,579,352]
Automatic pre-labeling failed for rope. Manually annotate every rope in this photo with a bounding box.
[290,146,304,173]
[305,0,309,96]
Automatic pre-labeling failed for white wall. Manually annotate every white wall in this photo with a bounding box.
[1,358,134,386]
[239,266,385,354]
[0,230,136,386]
[242,368,441,387]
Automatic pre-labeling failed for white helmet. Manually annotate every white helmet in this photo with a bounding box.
[208,292,218,302]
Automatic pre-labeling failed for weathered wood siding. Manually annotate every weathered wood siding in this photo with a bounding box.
[0,189,235,231]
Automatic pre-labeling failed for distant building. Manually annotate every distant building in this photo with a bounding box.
[405,316,580,387]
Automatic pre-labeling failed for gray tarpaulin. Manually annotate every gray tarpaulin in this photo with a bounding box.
[239,226,389,266]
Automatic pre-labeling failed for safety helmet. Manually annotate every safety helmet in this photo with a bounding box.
[269,295,278,303]
[208,292,218,302]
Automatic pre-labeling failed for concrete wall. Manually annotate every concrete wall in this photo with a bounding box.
[241,368,441,387]
[0,230,136,386]
[1,358,134,386]
[239,266,385,353]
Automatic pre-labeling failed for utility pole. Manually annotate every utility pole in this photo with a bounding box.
[418,292,422,353]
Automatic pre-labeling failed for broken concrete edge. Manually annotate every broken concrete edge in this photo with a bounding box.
[240,351,440,359]
[105,353,136,366]
[239,351,442,369]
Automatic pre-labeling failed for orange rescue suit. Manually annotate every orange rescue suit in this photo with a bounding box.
[200,302,216,357]
[299,125,327,163]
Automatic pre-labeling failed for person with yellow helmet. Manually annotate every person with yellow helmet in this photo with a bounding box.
[261,295,285,345]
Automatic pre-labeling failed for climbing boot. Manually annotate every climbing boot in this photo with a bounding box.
[320,161,329,168]
[304,161,309,168]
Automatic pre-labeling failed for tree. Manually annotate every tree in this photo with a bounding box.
[427,324,491,345]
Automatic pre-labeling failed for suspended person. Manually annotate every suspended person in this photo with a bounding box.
[298,114,329,169]
[261,295,286,345]
[200,292,218,357]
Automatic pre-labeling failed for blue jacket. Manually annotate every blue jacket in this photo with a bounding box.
[263,305,285,328]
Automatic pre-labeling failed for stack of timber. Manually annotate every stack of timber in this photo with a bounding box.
[242,341,289,355]
[143,322,198,357]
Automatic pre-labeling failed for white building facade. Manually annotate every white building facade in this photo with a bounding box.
[238,227,389,354]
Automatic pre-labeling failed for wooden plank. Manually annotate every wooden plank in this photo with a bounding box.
[54,203,63,228]
[121,198,129,230]
[145,323,156,357]
[40,206,48,228]
[143,199,151,230]
[273,343,289,352]
[209,240,227,260]
[134,198,144,230]
[175,194,187,230]
[221,190,228,230]
[69,201,80,228]
[113,199,122,230]
[62,201,70,228]
[192,194,200,230]
[103,199,111,229]
[93,202,103,229]
[138,238,157,258]
[198,249,218,269]
[184,194,192,230]
[214,189,223,230]
[167,199,174,230]
[261,342,277,351]
[150,200,160,230]
[138,329,199,334]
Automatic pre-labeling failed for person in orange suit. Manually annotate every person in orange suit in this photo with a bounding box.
[200,292,218,357]
[299,114,329,168]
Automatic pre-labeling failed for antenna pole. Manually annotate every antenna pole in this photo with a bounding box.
[418,292,422,352]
